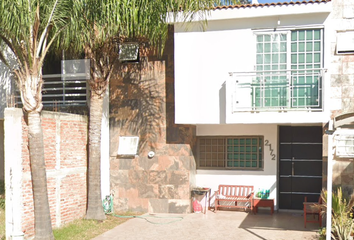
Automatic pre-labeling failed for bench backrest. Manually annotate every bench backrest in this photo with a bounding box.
[218,185,254,198]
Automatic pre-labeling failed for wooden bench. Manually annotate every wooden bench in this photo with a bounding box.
[214,185,254,212]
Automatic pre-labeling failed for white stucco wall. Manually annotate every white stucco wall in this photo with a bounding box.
[195,124,279,208]
[174,3,332,125]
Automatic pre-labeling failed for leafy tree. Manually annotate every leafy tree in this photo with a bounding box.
[0,0,73,239]
[60,0,243,220]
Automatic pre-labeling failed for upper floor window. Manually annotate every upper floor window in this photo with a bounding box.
[232,28,324,112]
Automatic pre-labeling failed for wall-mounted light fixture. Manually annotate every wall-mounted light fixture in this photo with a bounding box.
[118,42,139,62]
[148,151,155,158]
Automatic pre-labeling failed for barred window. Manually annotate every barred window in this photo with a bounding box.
[197,136,263,170]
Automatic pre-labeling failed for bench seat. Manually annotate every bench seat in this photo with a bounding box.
[215,185,254,212]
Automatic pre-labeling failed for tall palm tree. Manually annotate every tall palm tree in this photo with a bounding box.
[62,0,244,220]
[0,1,72,239]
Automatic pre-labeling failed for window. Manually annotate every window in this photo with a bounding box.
[290,29,322,108]
[255,33,288,108]
[252,29,323,110]
[197,136,263,170]
[14,59,89,107]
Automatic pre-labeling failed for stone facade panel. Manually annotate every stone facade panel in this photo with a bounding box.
[158,185,177,199]
[168,200,190,214]
[137,156,158,170]
[148,170,167,184]
[331,75,348,87]
[119,158,133,170]
[128,170,148,184]
[154,156,179,171]
[341,98,354,113]
[168,171,189,185]
[149,199,169,213]
[333,160,354,197]
[109,27,196,213]
[138,184,158,198]
[113,197,129,212]
[111,170,129,185]
[179,156,193,171]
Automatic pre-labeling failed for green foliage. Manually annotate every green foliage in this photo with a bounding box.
[319,187,354,240]
[0,180,5,210]
[0,199,4,211]
[0,0,74,112]
[62,0,243,51]
[53,214,135,240]
[0,180,4,196]
[0,0,73,71]
[59,0,245,86]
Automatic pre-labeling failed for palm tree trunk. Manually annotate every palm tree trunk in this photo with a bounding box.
[28,111,54,240]
[86,92,106,220]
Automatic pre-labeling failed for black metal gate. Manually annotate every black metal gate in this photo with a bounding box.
[279,126,322,210]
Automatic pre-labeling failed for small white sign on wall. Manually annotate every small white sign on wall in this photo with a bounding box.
[334,130,354,158]
[336,31,354,54]
[117,136,139,155]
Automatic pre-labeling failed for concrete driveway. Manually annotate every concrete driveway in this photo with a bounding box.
[92,210,321,240]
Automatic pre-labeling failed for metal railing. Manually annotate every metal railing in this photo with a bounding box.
[41,73,87,106]
[229,69,325,112]
[15,73,88,107]
[14,59,90,107]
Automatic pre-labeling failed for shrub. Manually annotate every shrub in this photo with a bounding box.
[319,187,354,240]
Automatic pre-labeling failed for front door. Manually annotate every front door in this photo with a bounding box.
[279,126,322,210]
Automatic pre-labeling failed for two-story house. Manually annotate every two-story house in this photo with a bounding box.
[174,0,331,210]
[110,0,354,214]
[2,0,354,218]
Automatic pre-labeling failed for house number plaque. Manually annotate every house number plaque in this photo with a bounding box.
[265,140,276,160]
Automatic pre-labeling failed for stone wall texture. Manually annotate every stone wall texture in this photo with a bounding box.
[109,27,197,214]
[330,0,354,117]
[5,109,87,239]
[329,0,354,195]
[333,160,354,197]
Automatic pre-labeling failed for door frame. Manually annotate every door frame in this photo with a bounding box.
[277,124,323,210]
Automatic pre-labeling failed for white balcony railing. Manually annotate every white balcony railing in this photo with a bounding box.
[229,69,325,112]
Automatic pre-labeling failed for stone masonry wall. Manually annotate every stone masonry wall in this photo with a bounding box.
[329,0,354,117]
[109,27,197,214]
[5,109,87,239]
[328,0,354,195]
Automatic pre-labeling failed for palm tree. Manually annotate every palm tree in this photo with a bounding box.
[61,0,244,220]
[0,1,72,239]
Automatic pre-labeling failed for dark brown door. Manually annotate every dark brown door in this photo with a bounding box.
[279,126,322,210]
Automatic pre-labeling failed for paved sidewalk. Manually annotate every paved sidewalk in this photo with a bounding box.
[92,210,320,240]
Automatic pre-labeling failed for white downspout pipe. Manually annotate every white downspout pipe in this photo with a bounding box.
[326,119,334,240]
[101,87,110,200]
